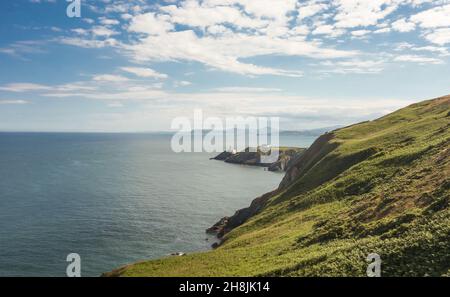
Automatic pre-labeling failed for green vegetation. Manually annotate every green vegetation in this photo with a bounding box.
[106,96,449,277]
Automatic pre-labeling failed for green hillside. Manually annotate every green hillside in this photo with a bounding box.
[106,95,450,277]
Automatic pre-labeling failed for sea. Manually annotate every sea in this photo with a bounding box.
[0,132,317,276]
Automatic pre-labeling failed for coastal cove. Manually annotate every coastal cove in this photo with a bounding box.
[0,132,317,277]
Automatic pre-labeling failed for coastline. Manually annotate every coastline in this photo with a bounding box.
[102,96,450,277]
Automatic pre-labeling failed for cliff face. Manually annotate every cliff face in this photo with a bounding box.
[278,133,337,189]
[106,95,450,277]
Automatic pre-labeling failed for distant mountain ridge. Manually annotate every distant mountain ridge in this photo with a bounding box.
[280,126,343,136]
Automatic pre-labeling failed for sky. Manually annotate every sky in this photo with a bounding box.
[0,0,449,132]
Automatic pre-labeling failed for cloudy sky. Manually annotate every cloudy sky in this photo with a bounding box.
[0,0,449,132]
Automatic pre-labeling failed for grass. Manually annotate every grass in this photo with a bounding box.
[105,95,450,277]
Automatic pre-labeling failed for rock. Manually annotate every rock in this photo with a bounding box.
[170,252,186,256]
[206,217,229,235]
[210,151,232,160]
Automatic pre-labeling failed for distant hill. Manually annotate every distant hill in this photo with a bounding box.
[106,95,449,277]
[280,126,343,136]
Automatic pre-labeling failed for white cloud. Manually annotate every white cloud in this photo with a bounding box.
[423,28,450,45]
[318,59,386,74]
[0,78,167,102]
[312,24,346,37]
[91,26,119,37]
[298,2,329,19]
[71,28,89,35]
[393,41,414,51]
[159,2,267,31]
[174,80,192,87]
[29,0,56,3]
[0,83,51,92]
[58,37,118,48]
[208,24,233,36]
[333,0,402,28]
[59,24,120,49]
[123,27,353,77]
[351,29,371,36]
[0,40,46,58]
[128,12,174,35]
[0,99,28,104]
[374,27,391,33]
[83,18,95,24]
[93,74,130,82]
[410,4,450,28]
[392,18,416,32]
[412,45,450,55]
[45,88,167,101]
[120,67,168,79]
[312,24,333,35]
[116,0,359,77]
[99,17,120,26]
[393,54,444,64]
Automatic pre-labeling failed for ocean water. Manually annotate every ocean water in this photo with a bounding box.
[0,133,317,276]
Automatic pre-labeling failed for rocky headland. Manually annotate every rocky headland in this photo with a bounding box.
[211,147,306,172]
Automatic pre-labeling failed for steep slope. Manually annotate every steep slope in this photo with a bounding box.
[106,95,450,277]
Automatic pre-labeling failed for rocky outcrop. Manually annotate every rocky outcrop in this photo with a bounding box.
[224,148,261,166]
[211,151,233,161]
[206,217,229,237]
[212,147,305,172]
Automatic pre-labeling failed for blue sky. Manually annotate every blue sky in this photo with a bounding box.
[0,0,449,132]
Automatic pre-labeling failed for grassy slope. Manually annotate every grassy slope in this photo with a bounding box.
[107,96,450,277]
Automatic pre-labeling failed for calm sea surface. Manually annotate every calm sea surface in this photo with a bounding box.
[0,133,316,276]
